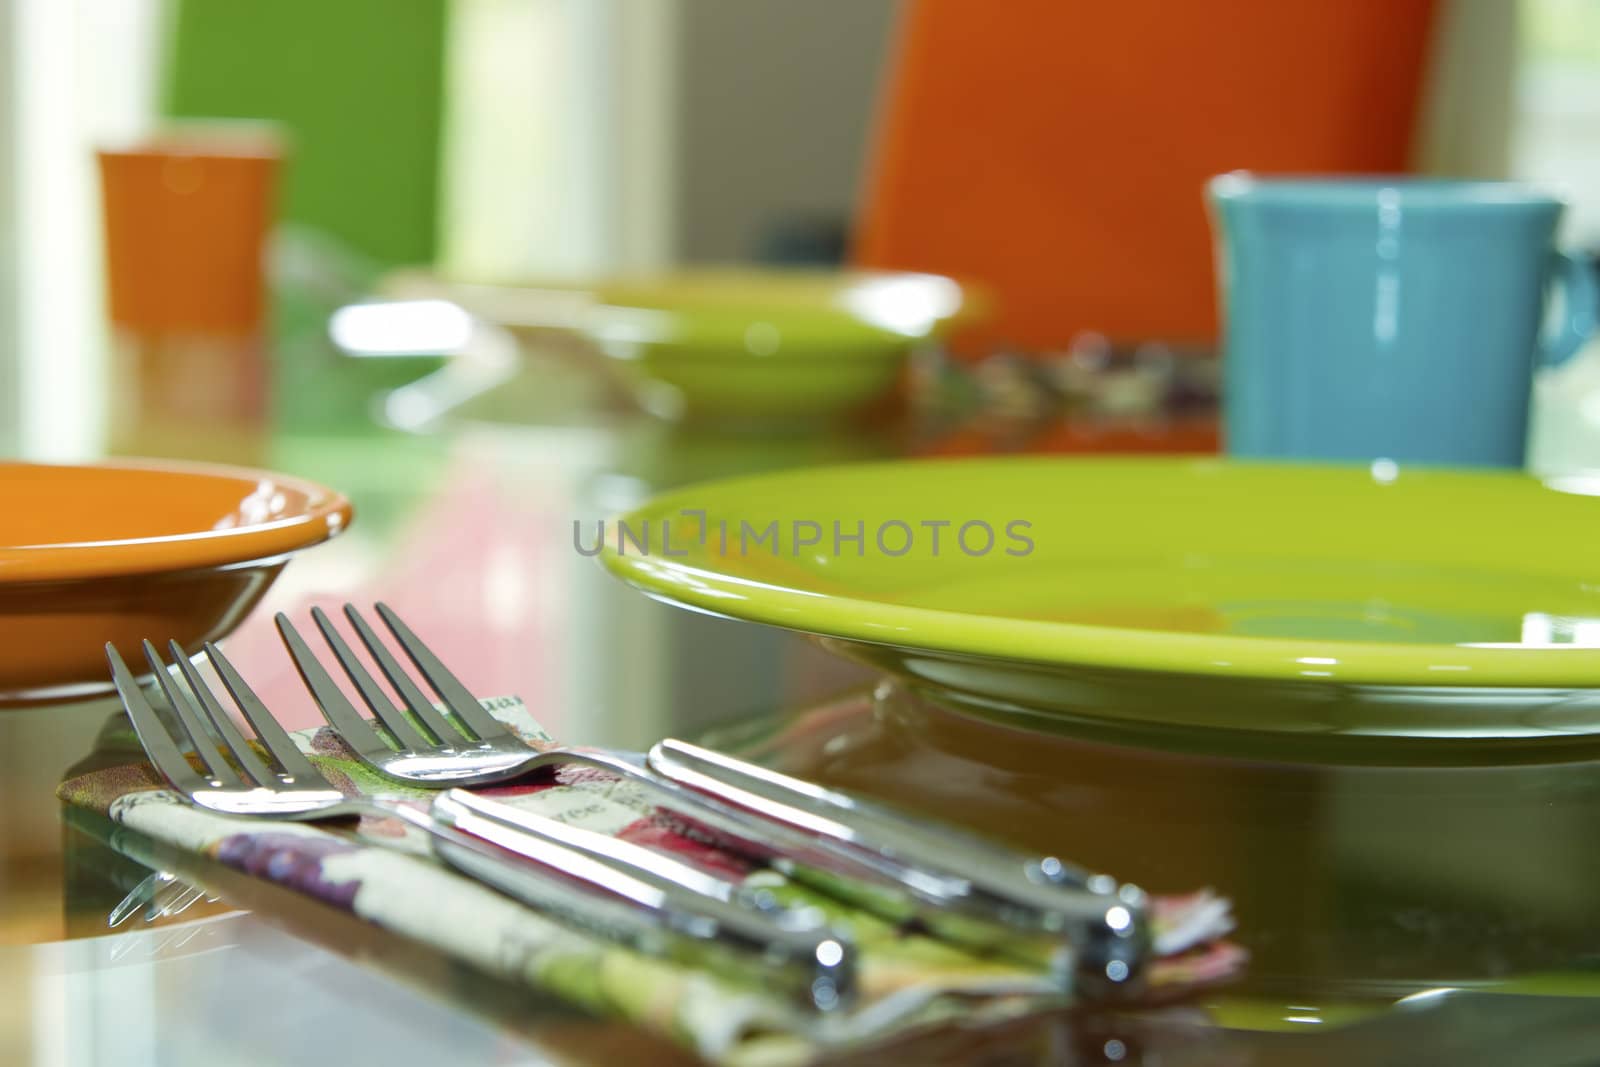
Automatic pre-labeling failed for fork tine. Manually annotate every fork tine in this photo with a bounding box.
[374,602,511,742]
[142,641,245,787]
[275,614,394,759]
[162,884,208,918]
[168,641,276,787]
[309,605,432,751]
[204,640,323,784]
[106,644,214,795]
[343,604,465,746]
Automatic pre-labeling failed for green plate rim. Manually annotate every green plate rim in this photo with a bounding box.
[597,457,1600,689]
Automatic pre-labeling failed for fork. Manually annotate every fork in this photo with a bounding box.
[105,639,856,1011]
[282,603,1152,998]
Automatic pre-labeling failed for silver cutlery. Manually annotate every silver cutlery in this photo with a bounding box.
[106,638,856,1011]
[646,737,1150,994]
[281,602,1151,998]
[279,603,543,785]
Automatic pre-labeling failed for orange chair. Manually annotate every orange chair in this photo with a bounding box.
[853,0,1440,357]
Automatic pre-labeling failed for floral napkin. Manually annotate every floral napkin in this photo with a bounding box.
[57,698,1243,1065]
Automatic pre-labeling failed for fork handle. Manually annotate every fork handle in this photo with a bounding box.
[644,738,1151,998]
[375,797,855,1012]
[518,745,1148,998]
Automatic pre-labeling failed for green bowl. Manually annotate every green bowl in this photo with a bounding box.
[582,269,973,422]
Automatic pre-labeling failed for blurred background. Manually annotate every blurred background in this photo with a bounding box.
[0,0,1598,464]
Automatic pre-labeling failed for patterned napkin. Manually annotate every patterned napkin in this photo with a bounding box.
[57,698,1242,1065]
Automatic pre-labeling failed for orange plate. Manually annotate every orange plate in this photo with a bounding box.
[0,459,352,703]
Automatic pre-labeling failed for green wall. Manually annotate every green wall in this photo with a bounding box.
[164,0,448,268]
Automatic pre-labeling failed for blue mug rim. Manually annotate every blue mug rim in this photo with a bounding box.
[1207,172,1564,211]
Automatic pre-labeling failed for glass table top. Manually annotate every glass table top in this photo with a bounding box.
[7,372,1600,1064]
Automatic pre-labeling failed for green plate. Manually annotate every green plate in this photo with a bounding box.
[599,458,1600,756]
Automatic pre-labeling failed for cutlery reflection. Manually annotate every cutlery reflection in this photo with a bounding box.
[107,869,218,929]
[280,602,1151,998]
[105,638,856,1011]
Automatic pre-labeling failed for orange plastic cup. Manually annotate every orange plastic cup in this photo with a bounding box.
[98,127,283,459]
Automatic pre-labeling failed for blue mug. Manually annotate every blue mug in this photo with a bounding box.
[1207,175,1599,467]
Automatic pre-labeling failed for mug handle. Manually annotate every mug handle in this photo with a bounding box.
[1541,251,1600,367]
